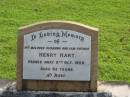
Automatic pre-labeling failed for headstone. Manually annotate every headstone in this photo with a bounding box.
[17,21,98,91]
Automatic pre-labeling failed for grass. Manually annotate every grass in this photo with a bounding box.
[0,0,130,83]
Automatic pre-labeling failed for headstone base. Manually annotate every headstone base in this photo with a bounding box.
[1,92,112,97]
[0,82,112,97]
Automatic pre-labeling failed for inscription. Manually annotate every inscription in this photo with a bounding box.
[31,31,84,42]
[23,29,91,81]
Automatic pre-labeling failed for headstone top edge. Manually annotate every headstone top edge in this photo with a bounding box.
[18,20,99,32]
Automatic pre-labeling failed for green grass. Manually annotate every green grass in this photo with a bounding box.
[0,0,130,83]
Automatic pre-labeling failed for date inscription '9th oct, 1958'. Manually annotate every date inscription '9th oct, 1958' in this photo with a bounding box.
[23,29,91,81]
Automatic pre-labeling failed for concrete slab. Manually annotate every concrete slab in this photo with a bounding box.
[0,80,14,92]
[98,81,130,97]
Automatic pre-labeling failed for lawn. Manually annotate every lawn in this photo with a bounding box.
[0,0,130,83]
